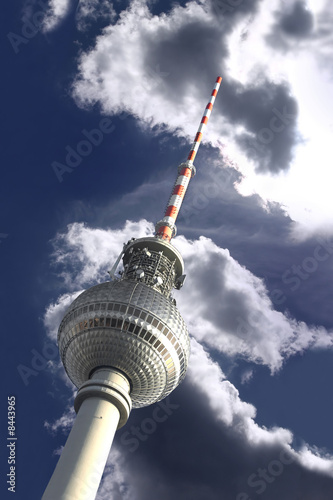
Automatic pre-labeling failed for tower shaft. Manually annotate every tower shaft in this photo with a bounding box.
[42,369,131,500]
[155,76,222,242]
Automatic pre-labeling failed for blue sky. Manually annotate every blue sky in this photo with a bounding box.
[2,1,333,499]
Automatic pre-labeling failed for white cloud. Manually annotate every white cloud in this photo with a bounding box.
[72,0,225,141]
[51,219,153,289]
[43,290,83,341]
[189,339,296,453]
[42,0,71,32]
[298,444,333,476]
[99,448,134,500]
[189,339,333,472]
[43,290,85,389]
[75,0,116,32]
[44,404,76,434]
[241,368,254,384]
[188,339,257,431]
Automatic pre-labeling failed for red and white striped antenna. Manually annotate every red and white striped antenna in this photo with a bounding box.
[155,76,222,242]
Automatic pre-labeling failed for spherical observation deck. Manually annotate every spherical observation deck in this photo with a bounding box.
[58,277,190,408]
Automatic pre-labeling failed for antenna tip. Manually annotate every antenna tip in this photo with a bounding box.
[216,76,222,83]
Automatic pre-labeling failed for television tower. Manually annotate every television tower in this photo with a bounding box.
[42,76,222,500]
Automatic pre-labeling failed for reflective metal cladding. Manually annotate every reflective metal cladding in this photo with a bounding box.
[58,237,190,408]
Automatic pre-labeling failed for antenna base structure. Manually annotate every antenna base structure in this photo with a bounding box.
[155,161,197,241]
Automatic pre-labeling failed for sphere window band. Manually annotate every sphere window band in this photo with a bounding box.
[68,301,181,327]
[60,300,188,350]
[62,314,184,359]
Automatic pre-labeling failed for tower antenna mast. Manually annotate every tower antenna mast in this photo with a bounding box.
[155,76,222,242]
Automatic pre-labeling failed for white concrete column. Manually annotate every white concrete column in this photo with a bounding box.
[42,368,131,500]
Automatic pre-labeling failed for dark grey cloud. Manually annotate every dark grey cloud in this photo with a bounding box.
[144,10,299,174]
[142,0,263,102]
[143,20,228,102]
[279,1,314,38]
[113,378,333,500]
[266,1,315,51]
[222,79,299,173]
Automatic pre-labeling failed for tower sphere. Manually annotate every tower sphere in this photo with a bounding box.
[58,237,190,408]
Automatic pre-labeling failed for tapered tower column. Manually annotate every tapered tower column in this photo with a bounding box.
[42,368,131,500]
